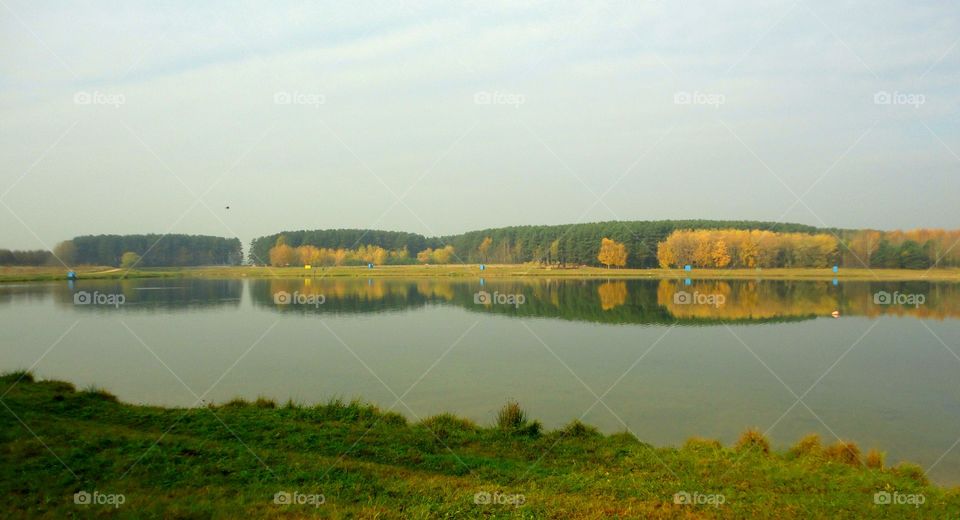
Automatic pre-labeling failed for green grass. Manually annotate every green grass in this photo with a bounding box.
[4,264,960,283]
[1,372,957,518]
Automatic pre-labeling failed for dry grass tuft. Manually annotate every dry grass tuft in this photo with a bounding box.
[735,428,770,455]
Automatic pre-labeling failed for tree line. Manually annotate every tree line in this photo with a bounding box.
[838,229,960,269]
[265,234,459,266]
[0,249,53,266]
[253,220,822,268]
[250,229,431,266]
[251,220,960,269]
[3,221,957,269]
[656,229,839,268]
[51,235,242,267]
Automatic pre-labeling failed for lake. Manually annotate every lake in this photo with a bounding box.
[2,276,959,484]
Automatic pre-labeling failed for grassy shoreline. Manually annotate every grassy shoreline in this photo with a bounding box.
[4,264,960,283]
[1,372,957,518]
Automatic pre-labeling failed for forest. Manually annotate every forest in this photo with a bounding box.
[254,220,822,268]
[0,249,53,266]
[254,221,960,269]
[50,234,242,267]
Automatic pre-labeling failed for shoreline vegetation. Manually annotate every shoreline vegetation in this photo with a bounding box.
[3,264,960,283]
[2,371,957,518]
[6,221,960,273]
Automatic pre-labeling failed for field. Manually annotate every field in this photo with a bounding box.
[1,372,956,518]
[3,264,960,283]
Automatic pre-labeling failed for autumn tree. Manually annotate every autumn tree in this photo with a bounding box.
[656,229,838,269]
[549,239,561,266]
[120,251,141,269]
[296,245,322,266]
[431,245,456,264]
[711,239,731,268]
[417,248,434,263]
[477,237,492,263]
[269,244,296,266]
[597,238,627,268]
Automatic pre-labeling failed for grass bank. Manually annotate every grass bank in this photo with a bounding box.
[4,264,960,283]
[1,372,956,518]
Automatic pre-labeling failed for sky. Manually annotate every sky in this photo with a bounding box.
[1,0,958,250]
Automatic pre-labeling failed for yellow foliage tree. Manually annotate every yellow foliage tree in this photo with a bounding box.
[597,238,627,268]
[711,239,731,268]
[477,237,492,262]
[431,245,456,264]
[269,244,296,266]
[656,229,838,269]
[417,248,434,263]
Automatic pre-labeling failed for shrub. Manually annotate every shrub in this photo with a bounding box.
[307,398,403,425]
[254,397,277,409]
[496,400,527,430]
[563,420,601,438]
[1,370,33,383]
[865,449,885,470]
[420,413,477,439]
[223,397,250,408]
[609,431,642,445]
[685,437,722,451]
[495,401,541,437]
[81,385,117,402]
[47,381,76,394]
[380,411,408,427]
[893,462,928,485]
[790,434,822,458]
[518,420,543,437]
[824,441,861,466]
[735,428,770,455]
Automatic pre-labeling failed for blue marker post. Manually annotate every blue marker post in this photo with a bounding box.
[684,265,692,272]
[67,270,77,280]
[479,264,485,271]
[832,265,839,274]
[368,263,374,269]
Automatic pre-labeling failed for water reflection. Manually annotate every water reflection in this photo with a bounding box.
[249,277,960,324]
[45,279,242,311]
[6,277,958,322]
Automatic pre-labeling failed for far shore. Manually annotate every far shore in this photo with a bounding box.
[3,264,960,283]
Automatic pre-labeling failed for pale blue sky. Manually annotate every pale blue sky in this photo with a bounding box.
[1,1,958,249]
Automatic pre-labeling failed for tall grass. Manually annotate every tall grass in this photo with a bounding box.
[496,400,541,436]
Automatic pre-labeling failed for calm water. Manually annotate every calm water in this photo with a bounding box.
[2,277,960,483]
